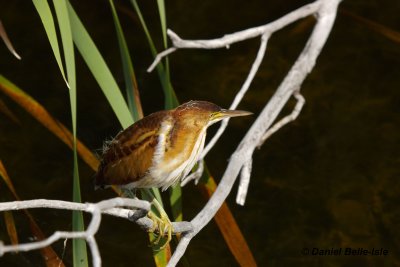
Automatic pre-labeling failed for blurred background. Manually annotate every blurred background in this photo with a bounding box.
[0,0,399,266]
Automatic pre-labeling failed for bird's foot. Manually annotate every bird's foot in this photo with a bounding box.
[147,198,173,250]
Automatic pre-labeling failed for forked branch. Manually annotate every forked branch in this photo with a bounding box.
[158,0,342,266]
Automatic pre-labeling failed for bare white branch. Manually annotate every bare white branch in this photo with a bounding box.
[0,198,193,266]
[166,0,342,266]
[147,1,321,73]
[0,198,147,266]
[147,47,176,72]
[0,198,149,213]
[257,91,305,148]
[0,198,192,234]
[236,158,253,206]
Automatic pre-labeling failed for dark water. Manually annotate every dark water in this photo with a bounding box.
[1,0,400,266]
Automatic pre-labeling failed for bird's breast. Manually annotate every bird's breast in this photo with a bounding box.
[144,123,207,190]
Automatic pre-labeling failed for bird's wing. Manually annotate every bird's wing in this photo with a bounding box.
[94,111,169,187]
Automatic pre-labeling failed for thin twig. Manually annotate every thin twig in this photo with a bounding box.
[236,158,253,206]
[147,1,321,72]
[201,33,270,160]
[181,159,204,186]
[147,47,176,72]
[257,91,305,148]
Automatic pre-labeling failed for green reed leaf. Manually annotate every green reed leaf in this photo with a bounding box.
[109,0,143,121]
[32,0,68,87]
[67,1,133,129]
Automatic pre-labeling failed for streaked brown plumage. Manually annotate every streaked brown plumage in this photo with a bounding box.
[94,100,251,191]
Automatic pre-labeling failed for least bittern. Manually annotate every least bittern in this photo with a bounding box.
[94,100,251,247]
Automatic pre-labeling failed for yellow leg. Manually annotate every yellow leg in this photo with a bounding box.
[147,198,173,250]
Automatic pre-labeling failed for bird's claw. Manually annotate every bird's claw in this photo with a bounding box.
[147,198,173,250]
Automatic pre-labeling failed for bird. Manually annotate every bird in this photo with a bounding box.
[94,100,252,191]
[94,100,252,247]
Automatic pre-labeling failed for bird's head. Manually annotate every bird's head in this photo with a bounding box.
[174,100,252,129]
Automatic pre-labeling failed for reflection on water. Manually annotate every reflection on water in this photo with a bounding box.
[1,0,399,266]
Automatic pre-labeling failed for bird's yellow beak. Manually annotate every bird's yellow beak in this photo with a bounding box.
[212,109,253,121]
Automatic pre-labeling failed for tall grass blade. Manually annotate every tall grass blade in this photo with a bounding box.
[67,1,133,129]
[53,0,88,265]
[130,0,178,108]
[0,161,19,203]
[32,0,68,87]
[155,0,175,108]
[109,0,143,121]
[129,1,156,57]
[156,0,167,50]
[3,211,18,246]
[71,151,88,267]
